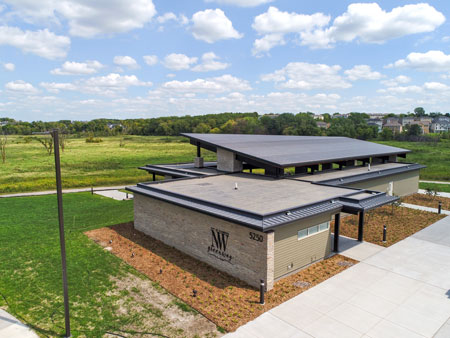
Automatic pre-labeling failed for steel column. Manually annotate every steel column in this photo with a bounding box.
[358,211,365,242]
[197,144,201,157]
[52,129,71,338]
[334,213,340,252]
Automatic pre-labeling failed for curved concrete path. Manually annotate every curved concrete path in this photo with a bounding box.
[226,216,450,338]
[0,309,38,337]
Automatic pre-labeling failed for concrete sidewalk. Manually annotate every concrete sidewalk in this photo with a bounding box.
[401,202,450,215]
[418,189,450,199]
[0,185,128,198]
[0,309,38,337]
[420,180,450,185]
[226,216,450,338]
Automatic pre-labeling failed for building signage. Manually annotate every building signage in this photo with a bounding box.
[208,227,233,263]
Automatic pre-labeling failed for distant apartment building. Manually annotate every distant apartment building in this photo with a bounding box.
[400,117,431,134]
[430,116,450,133]
[367,119,383,132]
[316,121,330,129]
[383,119,403,134]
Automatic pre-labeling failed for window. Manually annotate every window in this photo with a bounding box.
[319,222,329,231]
[298,229,308,239]
[298,222,330,240]
[308,225,319,235]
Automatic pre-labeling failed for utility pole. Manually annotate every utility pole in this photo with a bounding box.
[52,129,71,338]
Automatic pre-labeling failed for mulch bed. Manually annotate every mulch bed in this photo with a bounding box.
[86,223,357,332]
[333,205,445,247]
[402,193,450,211]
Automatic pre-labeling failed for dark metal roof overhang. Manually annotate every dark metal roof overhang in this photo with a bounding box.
[127,182,399,232]
[138,164,207,179]
[314,163,425,186]
[338,192,399,214]
[181,133,411,170]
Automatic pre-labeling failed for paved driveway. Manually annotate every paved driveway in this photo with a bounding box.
[226,216,450,338]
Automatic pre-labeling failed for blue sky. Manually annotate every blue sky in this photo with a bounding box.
[1,0,450,121]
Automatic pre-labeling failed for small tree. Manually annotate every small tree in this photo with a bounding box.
[35,136,54,155]
[0,133,7,164]
[59,132,67,152]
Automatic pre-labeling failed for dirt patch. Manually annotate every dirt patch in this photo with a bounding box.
[104,273,220,338]
[333,205,445,247]
[86,223,357,332]
[402,193,450,211]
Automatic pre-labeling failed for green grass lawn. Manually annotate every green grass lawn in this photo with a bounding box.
[0,193,214,337]
[376,139,450,182]
[419,182,450,193]
[0,135,216,194]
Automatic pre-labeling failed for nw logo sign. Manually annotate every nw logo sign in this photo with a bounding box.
[208,227,232,263]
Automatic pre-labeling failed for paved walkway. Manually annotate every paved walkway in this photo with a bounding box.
[0,309,38,337]
[226,216,450,338]
[418,189,450,199]
[94,189,133,201]
[0,185,128,198]
[401,202,450,215]
[420,180,450,185]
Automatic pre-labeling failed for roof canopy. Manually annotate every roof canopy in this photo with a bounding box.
[182,133,409,169]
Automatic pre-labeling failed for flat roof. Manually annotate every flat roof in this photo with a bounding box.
[138,173,354,215]
[182,133,410,168]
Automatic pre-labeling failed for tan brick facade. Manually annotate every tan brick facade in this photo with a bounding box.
[134,194,274,289]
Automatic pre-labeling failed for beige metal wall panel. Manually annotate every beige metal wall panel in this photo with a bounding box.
[344,169,419,196]
[274,213,332,279]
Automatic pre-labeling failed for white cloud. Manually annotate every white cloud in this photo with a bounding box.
[423,82,449,91]
[50,60,104,75]
[252,7,329,55]
[381,75,411,87]
[191,52,229,72]
[157,12,177,24]
[163,53,198,70]
[344,65,383,81]
[389,50,450,72]
[162,74,251,93]
[301,3,445,49]
[3,63,15,71]
[5,80,38,93]
[261,62,351,90]
[41,73,152,96]
[377,85,423,94]
[155,12,189,26]
[143,55,158,66]
[0,26,70,59]
[4,0,157,38]
[205,0,273,7]
[253,7,330,35]
[113,56,139,69]
[252,33,285,55]
[191,9,243,43]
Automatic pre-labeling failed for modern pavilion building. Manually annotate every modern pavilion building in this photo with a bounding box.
[127,134,423,290]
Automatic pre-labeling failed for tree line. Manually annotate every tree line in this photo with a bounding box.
[1,111,448,141]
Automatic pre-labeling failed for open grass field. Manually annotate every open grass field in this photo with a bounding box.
[376,139,450,182]
[0,135,215,194]
[0,136,448,194]
[0,193,220,337]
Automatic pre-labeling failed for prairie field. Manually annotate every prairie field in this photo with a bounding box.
[0,135,448,194]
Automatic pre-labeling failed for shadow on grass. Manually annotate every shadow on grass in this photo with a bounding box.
[109,222,256,292]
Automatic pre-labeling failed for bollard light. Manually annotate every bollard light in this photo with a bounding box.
[383,225,387,243]
[438,201,442,214]
[259,279,265,305]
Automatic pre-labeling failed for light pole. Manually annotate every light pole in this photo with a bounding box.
[51,129,71,338]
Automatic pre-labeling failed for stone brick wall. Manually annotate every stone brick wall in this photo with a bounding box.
[134,194,274,289]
